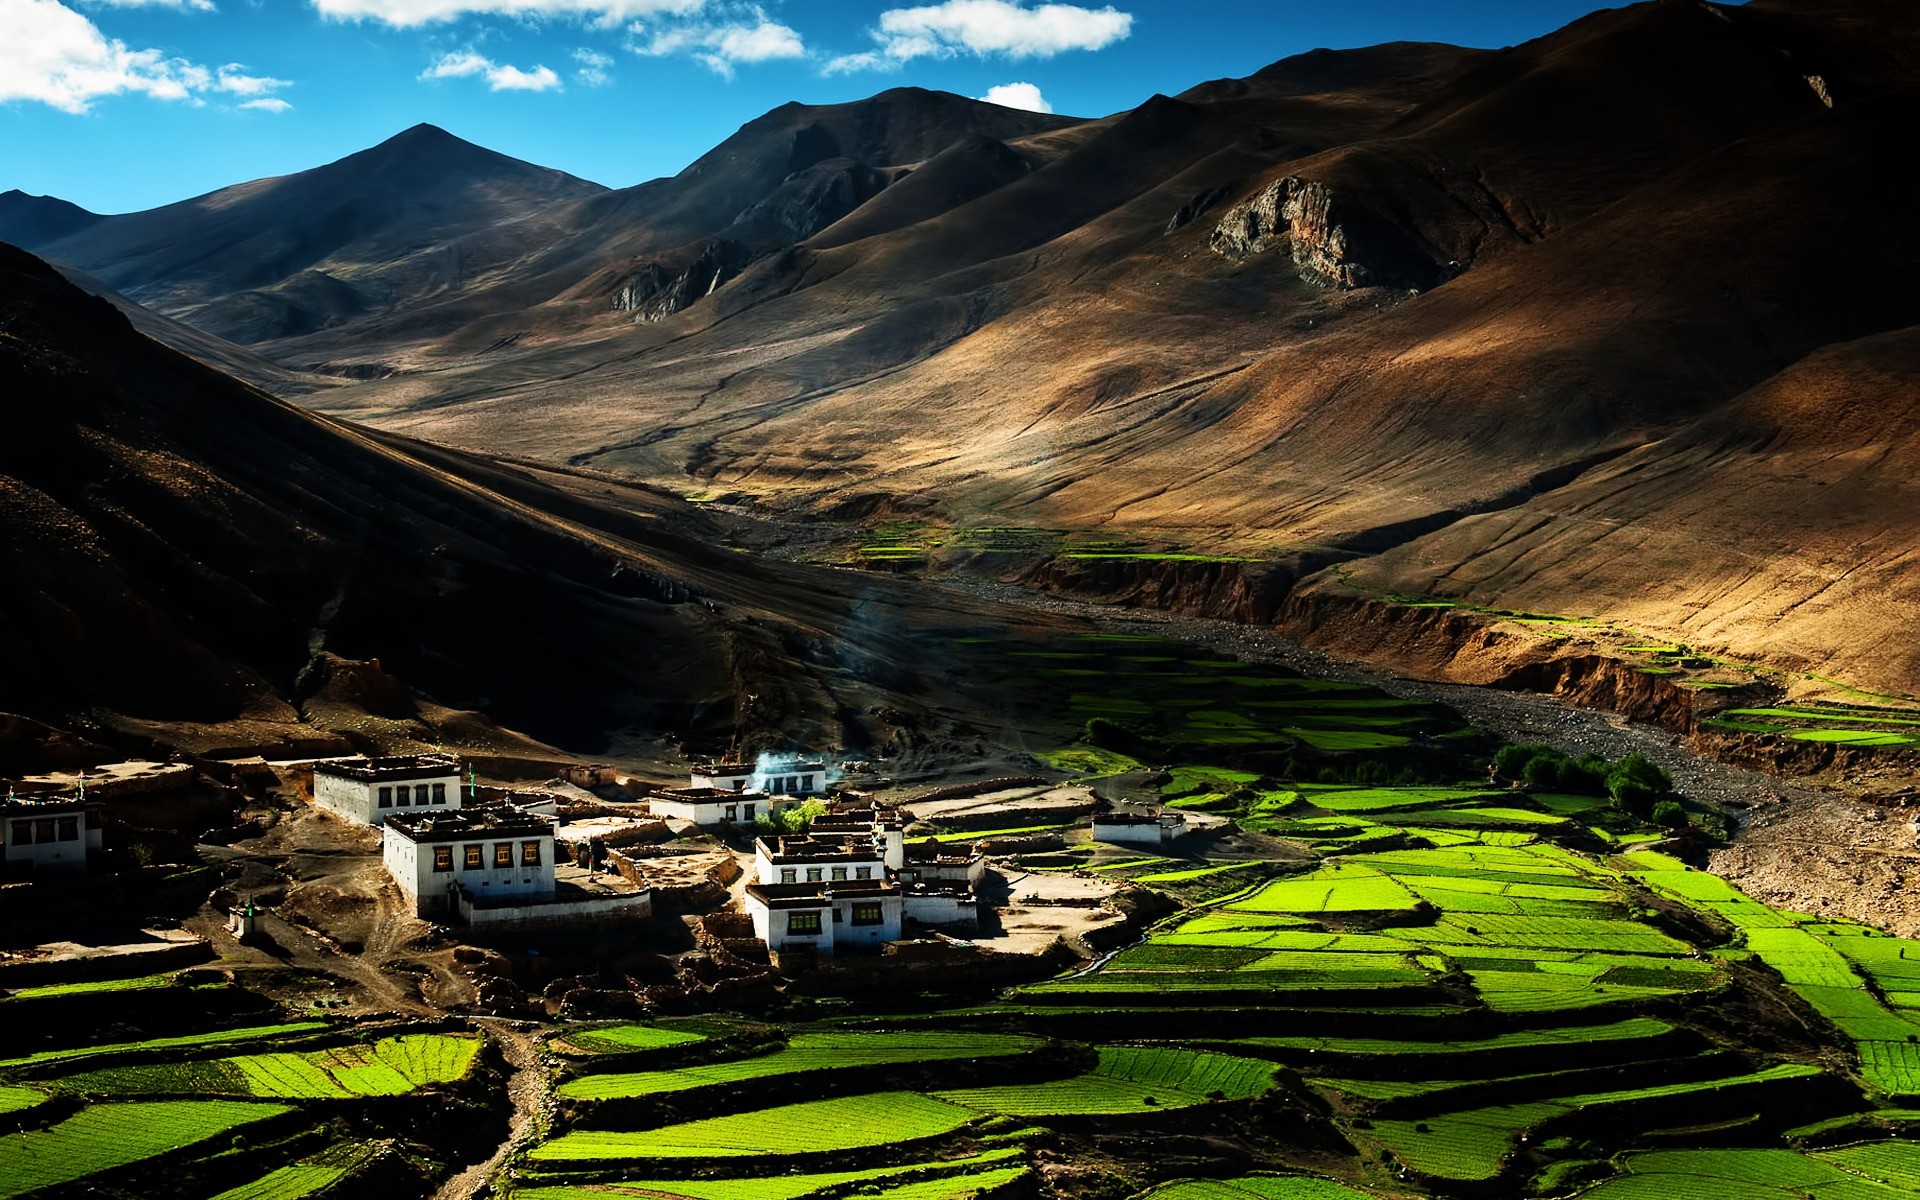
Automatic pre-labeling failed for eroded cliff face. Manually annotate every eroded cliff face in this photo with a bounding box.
[612,239,754,322]
[1209,175,1446,290]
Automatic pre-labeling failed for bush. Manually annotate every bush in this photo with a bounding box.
[1522,755,1563,789]
[753,799,827,835]
[1492,744,1545,777]
[1651,800,1689,830]
[1610,779,1658,818]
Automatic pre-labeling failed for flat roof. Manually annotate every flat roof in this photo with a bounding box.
[385,809,553,843]
[651,786,770,801]
[759,834,882,861]
[697,760,827,775]
[1094,811,1182,825]
[745,879,900,909]
[315,754,461,783]
[1,797,100,815]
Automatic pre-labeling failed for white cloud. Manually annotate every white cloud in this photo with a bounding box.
[630,12,804,78]
[829,0,1129,72]
[213,62,288,96]
[239,96,291,111]
[0,0,277,112]
[313,0,699,29]
[421,48,562,90]
[977,80,1049,112]
[573,46,612,85]
[80,0,216,10]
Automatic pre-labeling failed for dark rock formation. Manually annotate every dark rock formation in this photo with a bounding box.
[1209,175,1445,290]
[612,239,755,322]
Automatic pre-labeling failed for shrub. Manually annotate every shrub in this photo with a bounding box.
[1651,800,1688,830]
[1521,755,1562,789]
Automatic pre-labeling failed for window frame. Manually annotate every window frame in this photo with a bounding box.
[433,845,454,873]
[521,840,542,866]
[464,844,483,870]
[786,910,823,936]
[850,902,884,927]
[493,843,513,868]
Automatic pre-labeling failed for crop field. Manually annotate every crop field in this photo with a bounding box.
[1226,865,1420,914]
[933,1046,1275,1115]
[557,1032,1039,1100]
[2,973,174,1001]
[0,1100,290,1198]
[552,1023,708,1055]
[60,1032,482,1099]
[0,1086,44,1115]
[1142,1179,1380,1200]
[529,1092,979,1161]
[513,1148,1026,1200]
[209,1145,375,1200]
[1581,1143,1920,1197]
[0,1021,329,1070]
[1304,787,1508,813]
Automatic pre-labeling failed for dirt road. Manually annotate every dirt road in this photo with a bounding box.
[432,1019,546,1200]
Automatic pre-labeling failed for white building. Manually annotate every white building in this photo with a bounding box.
[2,797,103,874]
[314,755,462,827]
[813,806,906,870]
[754,833,888,886]
[382,808,556,917]
[648,786,790,827]
[1092,810,1188,846]
[744,879,903,954]
[691,758,828,798]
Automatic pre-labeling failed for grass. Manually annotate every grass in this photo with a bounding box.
[208,1146,374,1200]
[0,1087,46,1115]
[1305,787,1504,813]
[1141,1179,1380,1200]
[1038,747,1142,776]
[528,1092,978,1161]
[557,1032,1039,1100]
[0,1100,290,1198]
[933,1046,1275,1115]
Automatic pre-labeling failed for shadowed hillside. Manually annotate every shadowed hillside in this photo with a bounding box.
[0,243,1066,769]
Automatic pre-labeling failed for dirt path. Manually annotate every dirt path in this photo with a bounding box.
[432,1019,546,1200]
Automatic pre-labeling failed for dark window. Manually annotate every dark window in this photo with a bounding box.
[11,820,31,845]
[396,785,411,807]
[724,805,738,822]
[780,868,797,884]
[851,903,884,926]
[744,803,756,820]
[801,775,816,792]
[34,819,56,843]
[521,841,541,866]
[57,817,77,841]
[787,911,822,935]
[494,843,513,868]
[433,846,453,872]
[733,780,747,791]
[378,787,393,808]
[464,844,483,870]
[831,866,848,881]
[854,867,872,880]
[806,867,823,882]
[432,783,447,805]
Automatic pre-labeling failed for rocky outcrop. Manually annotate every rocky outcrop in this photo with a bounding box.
[732,157,890,242]
[1209,176,1445,290]
[612,239,754,322]
[1166,183,1234,233]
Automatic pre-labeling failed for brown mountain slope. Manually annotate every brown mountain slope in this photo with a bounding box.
[282,0,1920,693]
[0,243,1048,766]
[5,125,605,344]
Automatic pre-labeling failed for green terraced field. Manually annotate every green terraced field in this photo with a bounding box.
[61,1033,482,1099]
[1226,865,1419,914]
[0,1022,328,1070]
[529,1092,979,1160]
[0,1086,45,1115]
[1581,1142,1920,1198]
[557,1032,1039,1100]
[553,1024,708,1055]
[0,1100,290,1198]
[2,974,174,1001]
[1140,1178,1379,1200]
[1305,787,1507,813]
[932,1046,1275,1115]
[512,1149,1025,1200]
[208,1145,374,1200]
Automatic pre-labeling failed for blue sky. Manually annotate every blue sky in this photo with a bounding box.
[4,0,1619,214]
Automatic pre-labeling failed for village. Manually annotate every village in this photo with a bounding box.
[0,747,1220,1014]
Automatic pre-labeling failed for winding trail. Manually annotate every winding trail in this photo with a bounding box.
[432,1019,546,1200]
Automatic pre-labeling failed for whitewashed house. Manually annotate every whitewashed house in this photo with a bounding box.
[382,808,555,917]
[744,878,903,954]
[813,806,906,870]
[314,755,462,826]
[2,796,103,874]
[754,832,888,886]
[647,786,788,827]
[691,757,828,798]
[1091,810,1188,846]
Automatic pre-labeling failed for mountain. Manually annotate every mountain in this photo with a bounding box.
[0,190,100,246]
[12,0,1920,701]
[4,125,605,344]
[0,242,1036,771]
